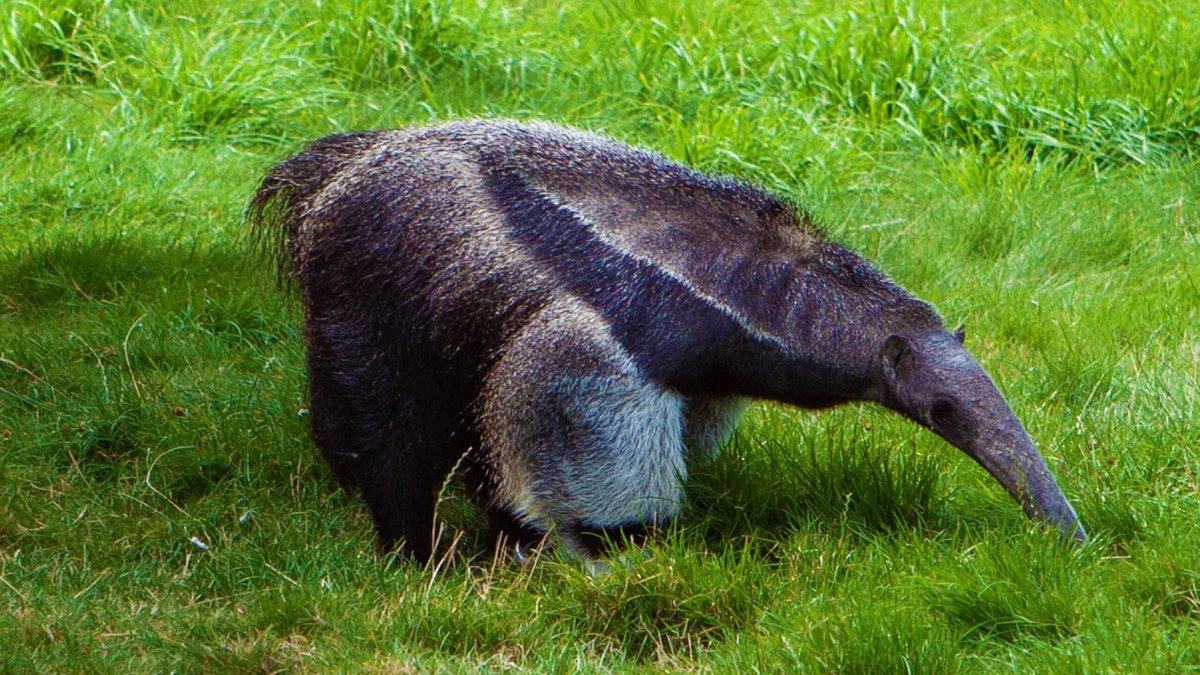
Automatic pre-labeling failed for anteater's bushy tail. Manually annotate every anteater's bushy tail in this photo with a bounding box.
[246,132,380,285]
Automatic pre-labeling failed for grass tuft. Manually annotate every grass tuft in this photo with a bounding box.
[286,0,467,89]
[931,534,1090,642]
[549,543,778,661]
[802,603,958,674]
[0,0,115,83]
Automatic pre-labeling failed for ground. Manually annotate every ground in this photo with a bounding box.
[1,0,1198,670]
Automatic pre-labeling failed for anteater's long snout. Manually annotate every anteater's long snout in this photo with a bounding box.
[966,422,1087,542]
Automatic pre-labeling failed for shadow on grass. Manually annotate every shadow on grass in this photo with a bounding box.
[0,235,262,311]
[684,421,947,550]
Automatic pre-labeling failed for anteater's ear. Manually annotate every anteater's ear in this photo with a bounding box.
[880,334,912,384]
[954,324,966,344]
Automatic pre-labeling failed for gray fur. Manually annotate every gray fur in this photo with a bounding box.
[480,296,687,545]
[249,119,1086,562]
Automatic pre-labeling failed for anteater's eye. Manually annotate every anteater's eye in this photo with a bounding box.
[930,400,955,424]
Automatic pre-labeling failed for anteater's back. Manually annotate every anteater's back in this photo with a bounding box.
[250,120,820,367]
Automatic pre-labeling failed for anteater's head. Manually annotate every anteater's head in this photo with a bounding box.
[873,328,1087,542]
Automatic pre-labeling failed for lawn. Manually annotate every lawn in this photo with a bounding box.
[1,0,1198,670]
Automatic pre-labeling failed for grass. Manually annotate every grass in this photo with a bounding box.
[2,0,1199,670]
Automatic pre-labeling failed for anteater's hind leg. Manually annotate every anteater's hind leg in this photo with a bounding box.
[305,316,471,563]
[480,300,688,560]
[355,388,471,563]
[305,331,365,488]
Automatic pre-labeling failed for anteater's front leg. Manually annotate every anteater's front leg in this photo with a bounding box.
[683,396,749,461]
[480,301,689,559]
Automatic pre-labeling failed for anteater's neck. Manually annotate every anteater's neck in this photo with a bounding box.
[679,241,943,409]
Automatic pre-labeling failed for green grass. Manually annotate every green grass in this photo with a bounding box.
[2,0,1199,669]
